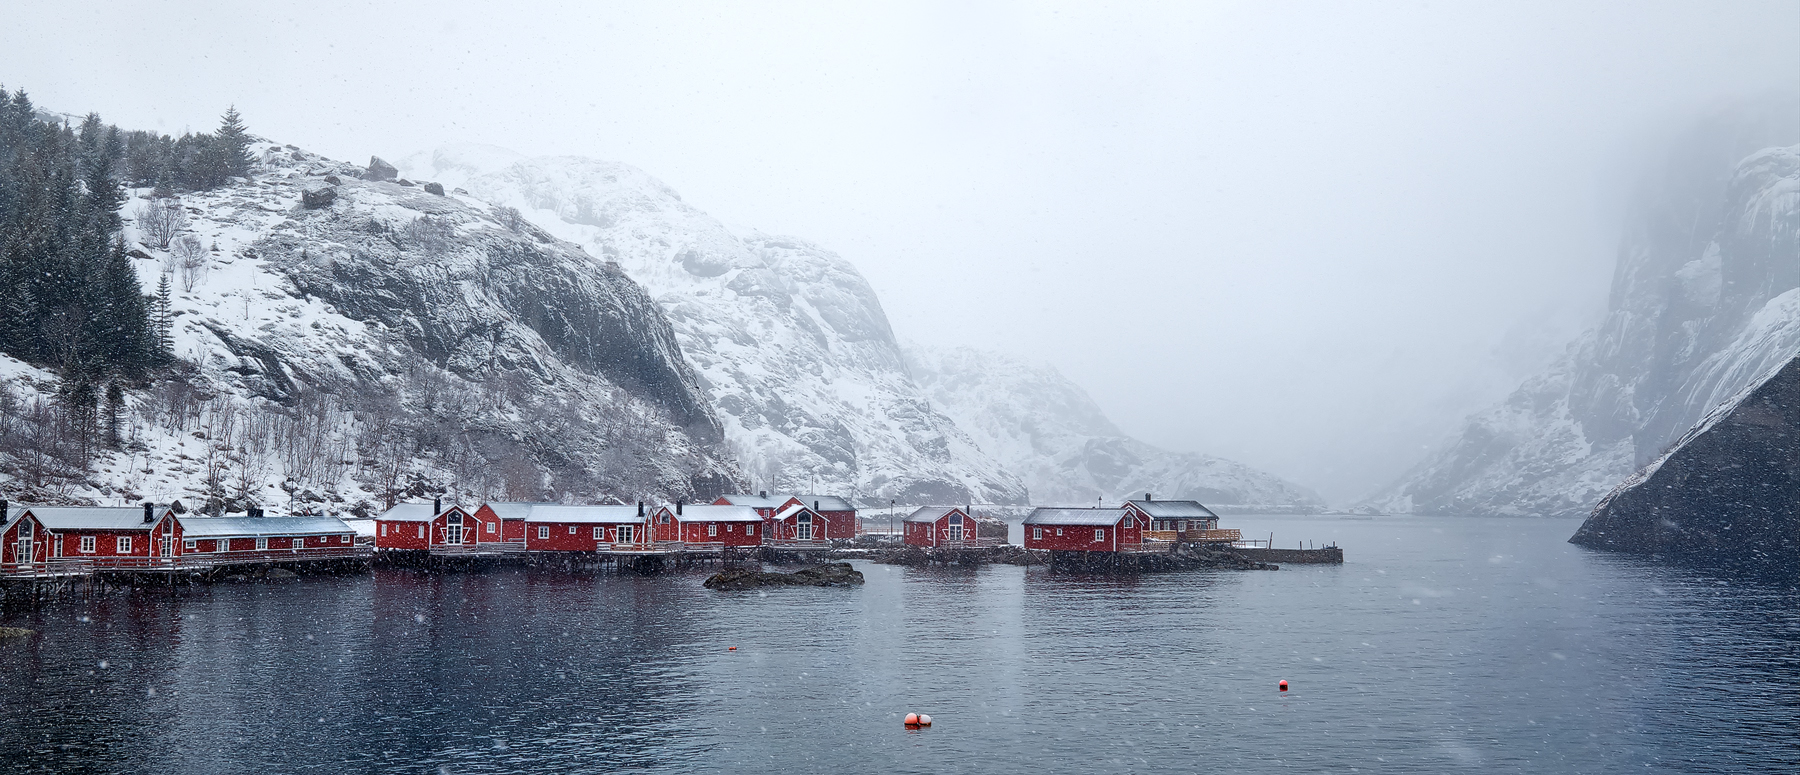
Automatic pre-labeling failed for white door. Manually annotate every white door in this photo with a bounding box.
[618,525,635,544]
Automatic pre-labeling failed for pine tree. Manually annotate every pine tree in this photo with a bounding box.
[216,106,253,179]
[153,272,174,360]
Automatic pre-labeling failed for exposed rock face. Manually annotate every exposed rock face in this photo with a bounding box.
[703,562,864,589]
[1572,354,1800,562]
[364,156,398,181]
[906,345,1325,511]
[396,145,1026,504]
[1369,103,1800,517]
[423,182,445,196]
[0,140,743,513]
[300,185,336,209]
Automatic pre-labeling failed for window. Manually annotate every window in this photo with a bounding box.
[1056,528,1063,536]
[487,522,496,533]
[1032,527,1042,540]
[417,525,424,539]
[568,525,577,534]
[117,536,132,553]
[593,526,604,539]
[217,539,230,552]
[727,524,734,533]
[381,524,388,537]
[1094,529,1105,542]
[80,536,96,553]
[294,537,305,549]
[747,524,757,536]
[618,525,634,543]
[342,535,351,543]
[708,523,717,537]
[538,526,549,540]
[184,539,196,550]
[256,537,268,550]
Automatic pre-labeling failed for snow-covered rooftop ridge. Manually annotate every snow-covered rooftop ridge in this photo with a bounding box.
[1024,507,1128,526]
[667,504,761,522]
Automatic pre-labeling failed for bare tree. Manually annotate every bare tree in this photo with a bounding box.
[136,198,187,250]
[173,234,207,292]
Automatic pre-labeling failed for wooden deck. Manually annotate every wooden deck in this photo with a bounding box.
[0,546,373,577]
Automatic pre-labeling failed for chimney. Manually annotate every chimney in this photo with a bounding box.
[759,490,767,498]
[432,497,441,515]
[637,501,644,517]
[676,500,683,516]
[1145,492,1153,501]
[813,500,820,511]
[143,502,155,523]
[0,499,8,521]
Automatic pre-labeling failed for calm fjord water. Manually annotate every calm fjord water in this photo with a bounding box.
[3,515,1798,774]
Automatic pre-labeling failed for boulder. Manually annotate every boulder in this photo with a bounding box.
[423,182,445,196]
[301,185,337,210]
[323,174,341,185]
[365,156,398,181]
[703,562,864,590]
[396,179,415,187]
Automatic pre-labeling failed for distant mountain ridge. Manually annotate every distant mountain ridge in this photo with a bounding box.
[1368,103,1800,517]
[905,345,1325,511]
[398,146,1028,505]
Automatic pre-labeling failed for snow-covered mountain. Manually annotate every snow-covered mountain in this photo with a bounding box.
[905,345,1325,511]
[0,141,739,513]
[397,146,1026,504]
[1369,103,1800,517]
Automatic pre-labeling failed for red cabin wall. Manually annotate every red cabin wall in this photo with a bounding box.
[652,509,680,542]
[525,522,644,552]
[679,520,761,547]
[375,520,431,550]
[1024,521,1135,552]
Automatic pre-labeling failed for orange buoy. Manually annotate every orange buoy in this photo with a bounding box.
[919,714,933,727]
[727,646,736,651]
[904,713,921,727]
[1279,680,1289,692]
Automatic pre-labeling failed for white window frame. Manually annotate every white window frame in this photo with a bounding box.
[568,525,578,535]
[593,526,604,540]
[80,535,96,553]
[256,537,268,550]
[217,538,231,552]
[487,522,496,533]
[1094,529,1105,542]
[342,534,351,543]
[1056,528,1063,536]
[293,536,305,550]
[417,525,425,539]
[1032,527,1043,541]
[618,525,635,543]
[116,536,132,554]
[184,539,196,550]
[381,524,388,537]
[538,526,549,540]
[747,524,757,536]
[708,523,718,537]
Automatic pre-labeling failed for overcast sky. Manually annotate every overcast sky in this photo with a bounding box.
[6,1,1798,501]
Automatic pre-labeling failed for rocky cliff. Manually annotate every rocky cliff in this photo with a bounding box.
[0,141,740,513]
[397,146,1026,505]
[1572,353,1800,562]
[1368,103,1800,517]
[905,345,1325,511]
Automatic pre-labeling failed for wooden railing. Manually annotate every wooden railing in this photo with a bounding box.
[934,537,1007,548]
[1145,530,1179,542]
[1119,541,1173,554]
[1182,529,1240,543]
[429,541,526,555]
[1,546,371,576]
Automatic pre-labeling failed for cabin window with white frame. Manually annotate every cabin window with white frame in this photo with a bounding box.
[726,524,734,533]
[80,536,96,553]
[1056,528,1063,536]
[569,525,578,535]
[537,526,549,540]
[117,536,132,553]
[256,537,268,550]
[618,525,634,543]
[417,525,425,539]
[380,524,388,537]
[1094,529,1105,542]
[184,539,196,550]
[487,522,495,533]
[217,538,230,552]
[294,537,305,549]
[593,526,604,540]
[708,523,717,537]
[1033,527,1043,540]
[342,534,351,543]
[748,524,757,536]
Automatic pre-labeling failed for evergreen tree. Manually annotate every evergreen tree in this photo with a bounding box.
[216,106,253,178]
[153,272,174,360]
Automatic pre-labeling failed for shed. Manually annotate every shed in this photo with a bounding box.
[903,506,975,548]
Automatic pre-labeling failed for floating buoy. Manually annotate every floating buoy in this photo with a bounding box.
[1279,680,1289,692]
[904,713,920,727]
[919,714,933,727]
[727,646,736,651]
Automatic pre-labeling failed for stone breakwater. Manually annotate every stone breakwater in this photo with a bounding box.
[703,562,865,590]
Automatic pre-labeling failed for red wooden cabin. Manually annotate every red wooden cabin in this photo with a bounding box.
[903,506,975,548]
[1,502,177,570]
[789,495,858,539]
[374,500,484,550]
[524,505,649,552]
[173,514,358,558]
[767,502,830,544]
[652,503,763,546]
[474,502,543,542]
[1022,507,1143,552]
[1122,495,1219,536]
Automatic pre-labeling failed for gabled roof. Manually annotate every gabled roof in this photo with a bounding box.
[772,503,818,522]
[178,516,354,537]
[482,502,548,521]
[904,506,966,524]
[377,503,462,522]
[1024,507,1128,526]
[716,494,790,509]
[795,495,856,512]
[525,505,645,524]
[670,504,763,523]
[23,506,174,531]
[1125,500,1218,519]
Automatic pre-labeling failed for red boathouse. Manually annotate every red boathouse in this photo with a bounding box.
[652,503,763,547]
[474,502,543,542]
[374,500,484,550]
[1,502,178,571]
[1022,507,1143,552]
[767,502,830,544]
[903,506,976,548]
[1122,495,1220,538]
[524,505,650,552]
[788,495,858,539]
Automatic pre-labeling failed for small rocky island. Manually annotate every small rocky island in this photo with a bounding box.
[703,563,865,590]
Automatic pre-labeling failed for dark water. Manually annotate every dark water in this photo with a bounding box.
[3,515,1798,774]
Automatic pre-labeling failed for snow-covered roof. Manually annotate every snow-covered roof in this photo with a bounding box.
[1024,507,1128,526]
[482,502,545,521]
[795,495,856,512]
[772,503,817,522]
[179,516,354,537]
[377,503,471,522]
[672,505,763,523]
[526,505,645,524]
[904,506,965,523]
[24,506,174,531]
[716,494,789,509]
[341,518,376,538]
[1126,500,1218,519]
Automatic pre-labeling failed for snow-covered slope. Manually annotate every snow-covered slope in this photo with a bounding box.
[397,146,1026,505]
[1369,103,1800,517]
[905,345,1325,511]
[0,141,739,513]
